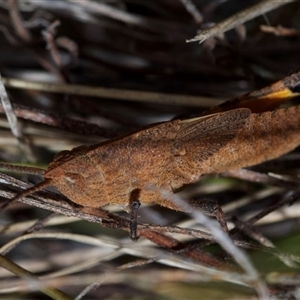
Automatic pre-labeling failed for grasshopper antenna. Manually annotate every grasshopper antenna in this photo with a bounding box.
[0,162,49,211]
[0,179,52,212]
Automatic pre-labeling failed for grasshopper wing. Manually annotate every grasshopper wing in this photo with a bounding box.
[172,108,251,175]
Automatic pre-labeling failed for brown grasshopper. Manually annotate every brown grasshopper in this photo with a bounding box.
[1,71,300,238]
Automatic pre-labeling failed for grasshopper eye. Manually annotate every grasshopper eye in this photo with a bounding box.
[53,150,71,161]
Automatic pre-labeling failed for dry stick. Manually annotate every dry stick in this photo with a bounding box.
[22,212,56,234]
[245,188,300,227]
[0,180,51,211]
[0,103,121,138]
[260,24,300,37]
[2,77,224,107]
[42,19,76,84]
[224,169,300,228]
[0,75,36,162]
[139,230,230,270]
[0,254,73,300]
[0,24,19,45]
[0,162,45,211]
[233,217,275,248]
[0,162,45,175]
[187,0,295,43]
[223,169,299,190]
[42,20,64,69]
[7,0,32,42]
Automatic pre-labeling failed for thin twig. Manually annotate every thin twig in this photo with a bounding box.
[22,212,56,234]
[7,0,32,42]
[223,169,299,190]
[247,189,300,226]
[187,0,295,43]
[42,20,63,69]
[260,24,300,36]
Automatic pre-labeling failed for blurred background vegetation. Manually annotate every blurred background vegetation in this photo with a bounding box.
[0,0,300,299]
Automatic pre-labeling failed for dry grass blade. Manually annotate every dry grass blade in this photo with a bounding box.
[2,77,224,107]
[0,75,35,162]
[0,254,73,300]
